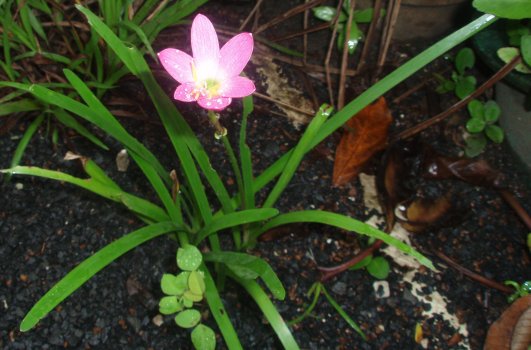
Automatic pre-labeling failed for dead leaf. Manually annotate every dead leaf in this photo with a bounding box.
[422,154,506,189]
[396,192,453,233]
[484,295,531,350]
[333,97,392,186]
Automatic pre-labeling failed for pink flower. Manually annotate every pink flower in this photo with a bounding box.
[158,14,255,111]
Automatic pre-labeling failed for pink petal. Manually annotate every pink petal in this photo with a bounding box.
[219,76,255,98]
[158,48,194,84]
[198,96,232,110]
[219,33,254,78]
[191,14,220,77]
[174,83,198,102]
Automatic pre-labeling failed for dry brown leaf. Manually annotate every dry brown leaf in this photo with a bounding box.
[397,193,453,233]
[484,295,531,350]
[333,97,392,186]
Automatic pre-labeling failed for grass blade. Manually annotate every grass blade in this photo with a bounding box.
[196,208,279,243]
[202,265,243,350]
[256,210,435,270]
[19,221,179,332]
[6,114,45,180]
[231,275,300,350]
[0,98,41,116]
[53,108,109,150]
[239,96,255,210]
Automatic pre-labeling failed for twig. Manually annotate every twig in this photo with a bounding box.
[253,91,315,116]
[239,0,265,31]
[269,22,330,43]
[337,0,357,110]
[391,67,452,105]
[356,0,383,72]
[324,0,345,107]
[303,0,309,64]
[389,55,522,143]
[375,0,402,80]
[254,0,327,35]
[319,240,384,282]
[499,190,531,230]
[433,251,513,294]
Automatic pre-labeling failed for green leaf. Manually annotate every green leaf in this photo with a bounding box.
[196,208,279,244]
[349,255,373,270]
[366,256,390,279]
[485,124,504,143]
[19,222,177,331]
[231,276,300,350]
[183,298,194,308]
[188,271,206,295]
[455,76,477,99]
[483,100,501,123]
[521,34,531,66]
[312,6,339,22]
[201,265,243,349]
[191,324,216,350]
[472,0,531,19]
[465,134,487,157]
[467,100,484,119]
[353,8,380,23]
[177,245,203,271]
[159,296,183,315]
[455,47,475,75]
[466,117,486,133]
[183,290,203,303]
[321,286,366,340]
[175,309,201,329]
[161,273,189,296]
[204,252,286,300]
[0,98,41,116]
[8,114,45,177]
[256,210,435,270]
[497,47,531,73]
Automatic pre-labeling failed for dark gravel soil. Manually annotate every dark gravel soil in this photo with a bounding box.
[1,1,530,350]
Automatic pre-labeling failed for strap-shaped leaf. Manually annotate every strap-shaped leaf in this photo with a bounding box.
[20,221,179,332]
[195,208,279,244]
[204,251,285,300]
[256,210,435,270]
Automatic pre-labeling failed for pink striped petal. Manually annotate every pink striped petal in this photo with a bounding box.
[219,33,254,78]
[174,83,198,102]
[158,49,194,84]
[198,96,232,110]
[191,14,220,78]
[219,76,255,98]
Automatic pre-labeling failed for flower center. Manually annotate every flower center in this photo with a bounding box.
[191,62,221,99]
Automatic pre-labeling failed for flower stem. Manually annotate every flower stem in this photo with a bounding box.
[207,110,245,249]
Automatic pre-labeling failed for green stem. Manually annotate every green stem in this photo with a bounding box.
[207,110,245,250]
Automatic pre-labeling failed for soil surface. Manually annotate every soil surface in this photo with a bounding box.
[1,1,530,350]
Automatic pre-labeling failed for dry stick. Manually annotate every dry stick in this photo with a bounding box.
[253,91,315,116]
[319,240,384,282]
[239,0,265,31]
[256,49,358,76]
[253,4,261,32]
[254,0,327,35]
[324,0,345,107]
[499,190,531,230]
[389,55,522,143]
[303,0,309,65]
[356,0,383,72]
[337,0,357,110]
[269,22,330,43]
[433,251,514,294]
[375,0,402,80]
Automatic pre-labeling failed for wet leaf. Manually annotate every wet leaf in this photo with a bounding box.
[483,100,501,124]
[498,47,531,74]
[191,324,216,350]
[174,309,201,329]
[465,134,487,157]
[159,296,182,315]
[484,295,531,350]
[467,100,484,119]
[333,97,392,186]
[177,244,202,271]
[188,271,205,296]
[466,117,486,133]
[161,272,189,296]
[396,193,453,233]
[422,153,506,189]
